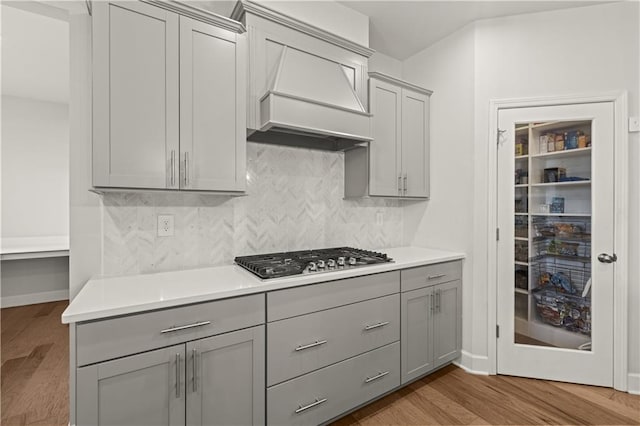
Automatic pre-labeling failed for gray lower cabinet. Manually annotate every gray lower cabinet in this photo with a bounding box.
[76,344,186,426]
[401,265,462,385]
[186,326,265,426]
[76,325,265,426]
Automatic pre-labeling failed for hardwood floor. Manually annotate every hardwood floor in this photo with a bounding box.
[332,365,640,425]
[1,301,638,425]
[1,301,69,426]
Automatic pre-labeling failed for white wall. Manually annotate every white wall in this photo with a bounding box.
[402,24,477,369]
[403,1,640,385]
[369,51,402,78]
[1,95,69,238]
[260,1,369,46]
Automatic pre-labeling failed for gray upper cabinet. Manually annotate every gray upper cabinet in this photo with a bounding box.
[92,2,246,192]
[186,326,265,426]
[179,16,246,192]
[76,344,186,426]
[345,72,432,199]
[92,1,179,190]
[368,78,402,197]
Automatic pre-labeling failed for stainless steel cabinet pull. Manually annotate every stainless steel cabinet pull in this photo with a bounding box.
[170,150,175,187]
[403,174,407,194]
[295,398,327,414]
[398,175,402,194]
[430,293,434,313]
[437,289,441,313]
[365,371,389,383]
[161,321,211,334]
[192,349,197,392]
[428,273,446,280]
[364,321,390,331]
[295,340,327,351]
[597,253,617,263]
[175,353,181,398]
[184,152,190,187]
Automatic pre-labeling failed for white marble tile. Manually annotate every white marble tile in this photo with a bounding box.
[102,143,406,276]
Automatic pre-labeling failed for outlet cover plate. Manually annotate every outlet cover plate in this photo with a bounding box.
[157,215,174,237]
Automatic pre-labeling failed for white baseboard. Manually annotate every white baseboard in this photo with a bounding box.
[1,290,69,308]
[628,373,640,395]
[454,350,490,375]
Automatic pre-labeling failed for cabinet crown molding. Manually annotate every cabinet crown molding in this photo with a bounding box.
[144,0,246,33]
[231,0,375,57]
[369,72,433,96]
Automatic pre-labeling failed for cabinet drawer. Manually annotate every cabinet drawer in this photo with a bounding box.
[268,271,399,321]
[77,294,264,366]
[268,294,399,386]
[267,342,400,426]
[401,260,461,292]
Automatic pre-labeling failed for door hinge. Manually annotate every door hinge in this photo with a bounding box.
[496,228,500,241]
[497,128,506,146]
[496,325,500,338]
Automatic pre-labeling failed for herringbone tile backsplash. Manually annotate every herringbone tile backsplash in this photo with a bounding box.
[103,143,403,276]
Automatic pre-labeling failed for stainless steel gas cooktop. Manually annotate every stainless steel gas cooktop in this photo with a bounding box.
[234,247,393,279]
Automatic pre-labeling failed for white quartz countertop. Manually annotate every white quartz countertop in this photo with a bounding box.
[62,246,465,324]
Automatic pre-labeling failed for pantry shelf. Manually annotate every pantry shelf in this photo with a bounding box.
[530,180,591,188]
[531,147,591,160]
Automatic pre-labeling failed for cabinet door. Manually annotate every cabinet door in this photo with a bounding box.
[92,1,179,189]
[401,88,430,198]
[76,344,185,426]
[401,286,434,384]
[368,78,402,197]
[179,16,246,192]
[433,280,462,368]
[186,326,265,426]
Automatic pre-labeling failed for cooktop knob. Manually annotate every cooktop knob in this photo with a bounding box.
[317,260,326,268]
[348,257,357,266]
[327,259,336,268]
[337,256,346,266]
[307,262,317,271]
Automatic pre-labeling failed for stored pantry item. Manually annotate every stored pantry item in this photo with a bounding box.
[533,289,591,334]
[555,134,565,151]
[565,131,578,149]
[578,134,587,148]
[550,197,565,213]
[543,167,567,183]
[515,270,528,289]
[539,135,549,153]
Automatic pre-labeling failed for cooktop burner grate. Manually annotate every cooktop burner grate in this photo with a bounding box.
[234,247,392,279]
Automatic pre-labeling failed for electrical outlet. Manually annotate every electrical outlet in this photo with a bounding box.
[376,211,384,226]
[157,214,174,237]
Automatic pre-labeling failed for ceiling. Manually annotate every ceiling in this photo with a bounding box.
[1,3,69,103]
[339,1,615,60]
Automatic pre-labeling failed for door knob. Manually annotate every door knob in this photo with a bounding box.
[597,253,617,263]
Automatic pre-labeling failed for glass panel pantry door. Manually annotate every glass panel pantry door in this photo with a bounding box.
[497,102,614,386]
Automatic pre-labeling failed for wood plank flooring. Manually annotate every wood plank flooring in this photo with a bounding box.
[1,301,638,425]
[1,301,69,426]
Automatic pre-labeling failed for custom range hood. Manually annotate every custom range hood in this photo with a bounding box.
[233,0,374,151]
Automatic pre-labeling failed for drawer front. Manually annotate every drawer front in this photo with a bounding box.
[268,271,399,322]
[77,294,264,366]
[267,342,400,426]
[401,260,462,292]
[267,294,399,386]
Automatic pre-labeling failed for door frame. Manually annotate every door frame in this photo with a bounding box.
[486,92,629,391]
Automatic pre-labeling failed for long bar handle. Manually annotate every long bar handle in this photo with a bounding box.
[398,175,402,194]
[428,273,446,280]
[364,321,390,331]
[295,340,327,351]
[192,349,197,392]
[295,398,327,414]
[161,321,211,334]
[430,293,434,313]
[170,150,175,187]
[437,289,441,313]
[365,371,390,383]
[175,353,181,398]
[403,174,407,194]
